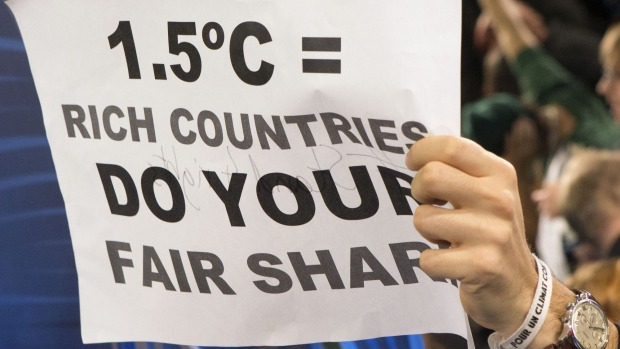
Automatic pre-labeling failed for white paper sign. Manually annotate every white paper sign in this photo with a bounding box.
[6,0,464,346]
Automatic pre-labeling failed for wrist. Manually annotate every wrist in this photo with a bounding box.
[528,282,583,348]
[496,255,539,339]
[489,255,553,349]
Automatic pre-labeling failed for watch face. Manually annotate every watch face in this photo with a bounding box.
[571,300,609,349]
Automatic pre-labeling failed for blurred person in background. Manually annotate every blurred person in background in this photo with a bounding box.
[598,23,620,124]
[460,0,617,105]
[464,1,620,346]
[472,0,608,98]
[556,148,620,261]
[476,0,620,282]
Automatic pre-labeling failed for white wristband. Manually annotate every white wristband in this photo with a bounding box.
[488,254,553,349]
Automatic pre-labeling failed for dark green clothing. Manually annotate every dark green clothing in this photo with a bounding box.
[461,93,537,156]
[511,47,620,149]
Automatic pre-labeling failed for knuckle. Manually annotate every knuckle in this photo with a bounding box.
[419,250,441,276]
[413,205,435,233]
[417,162,443,189]
[497,158,519,186]
[413,206,427,231]
[487,188,518,219]
[442,137,465,163]
[412,167,438,203]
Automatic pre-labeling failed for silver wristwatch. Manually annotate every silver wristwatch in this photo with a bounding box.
[550,291,609,349]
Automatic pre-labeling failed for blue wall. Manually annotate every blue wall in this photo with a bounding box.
[0,3,109,348]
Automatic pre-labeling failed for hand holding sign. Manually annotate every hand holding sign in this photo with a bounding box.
[406,136,581,348]
[407,136,536,335]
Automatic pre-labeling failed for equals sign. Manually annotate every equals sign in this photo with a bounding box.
[302,37,341,74]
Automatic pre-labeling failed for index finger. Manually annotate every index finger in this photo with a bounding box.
[406,136,505,178]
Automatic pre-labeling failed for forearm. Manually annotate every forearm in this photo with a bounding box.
[478,0,539,61]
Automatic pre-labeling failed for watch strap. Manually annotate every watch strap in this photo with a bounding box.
[547,332,576,349]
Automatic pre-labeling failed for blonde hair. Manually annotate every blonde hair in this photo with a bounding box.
[558,148,620,243]
[600,23,620,68]
[565,258,620,323]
